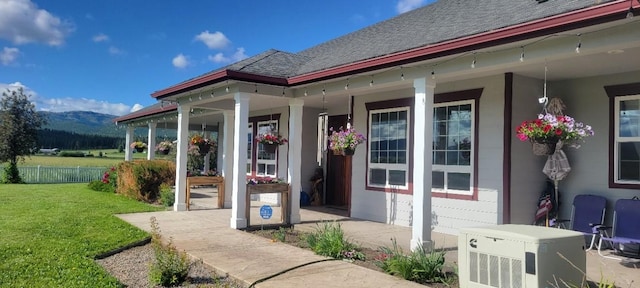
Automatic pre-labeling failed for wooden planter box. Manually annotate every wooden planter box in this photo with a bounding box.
[186,176,225,210]
[246,183,290,227]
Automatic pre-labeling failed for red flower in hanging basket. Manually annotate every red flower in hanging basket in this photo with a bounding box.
[516,113,594,148]
[255,132,288,145]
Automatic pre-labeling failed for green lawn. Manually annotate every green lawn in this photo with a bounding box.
[18,150,174,167]
[0,184,162,287]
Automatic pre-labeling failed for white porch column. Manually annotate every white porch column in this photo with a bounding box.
[147,122,157,160]
[125,126,134,161]
[222,110,235,208]
[174,103,191,211]
[217,121,224,176]
[230,93,249,228]
[288,99,304,224]
[411,77,435,251]
[203,130,212,172]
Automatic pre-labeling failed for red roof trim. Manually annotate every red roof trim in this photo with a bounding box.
[151,70,288,99]
[150,1,629,98]
[288,1,630,84]
[113,103,178,123]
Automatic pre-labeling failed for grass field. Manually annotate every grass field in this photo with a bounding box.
[17,149,175,167]
[0,184,162,287]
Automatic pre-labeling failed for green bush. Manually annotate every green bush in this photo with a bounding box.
[58,151,86,157]
[1,162,23,184]
[159,183,175,207]
[375,238,449,284]
[149,217,191,287]
[87,180,112,192]
[306,222,364,261]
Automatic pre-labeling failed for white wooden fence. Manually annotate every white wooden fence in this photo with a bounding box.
[3,166,107,184]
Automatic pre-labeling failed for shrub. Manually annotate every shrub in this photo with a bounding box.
[159,183,175,207]
[375,238,449,284]
[58,151,86,157]
[306,222,364,261]
[88,180,112,192]
[116,160,175,202]
[149,217,191,287]
[1,162,23,184]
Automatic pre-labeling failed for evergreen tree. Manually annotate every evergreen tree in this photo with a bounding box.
[0,88,46,183]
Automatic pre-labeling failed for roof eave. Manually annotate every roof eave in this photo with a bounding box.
[152,70,288,99]
[113,103,178,124]
[288,0,632,85]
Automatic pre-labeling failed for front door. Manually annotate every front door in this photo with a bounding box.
[325,115,351,213]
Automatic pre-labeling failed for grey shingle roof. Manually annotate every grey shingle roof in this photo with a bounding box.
[294,0,613,75]
[157,0,614,94]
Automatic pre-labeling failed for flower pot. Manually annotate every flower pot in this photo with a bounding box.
[264,143,278,154]
[343,148,355,156]
[198,144,210,155]
[332,149,343,156]
[135,147,144,153]
[159,149,170,155]
[532,141,556,156]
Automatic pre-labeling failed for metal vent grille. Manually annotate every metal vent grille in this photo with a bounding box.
[468,252,523,288]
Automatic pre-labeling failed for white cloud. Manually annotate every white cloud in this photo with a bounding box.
[194,30,230,49]
[208,47,248,64]
[108,46,125,55]
[1,47,20,65]
[0,0,73,46]
[130,104,144,112]
[92,33,109,42]
[0,82,138,116]
[396,0,425,14]
[172,53,189,68]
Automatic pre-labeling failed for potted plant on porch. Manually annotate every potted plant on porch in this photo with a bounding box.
[255,132,287,153]
[516,113,594,155]
[130,141,147,153]
[190,134,215,156]
[329,126,366,156]
[155,141,173,155]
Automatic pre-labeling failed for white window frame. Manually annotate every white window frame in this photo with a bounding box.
[256,120,278,177]
[432,100,475,196]
[614,94,640,184]
[247,123,253,175]
[367,106,410,190]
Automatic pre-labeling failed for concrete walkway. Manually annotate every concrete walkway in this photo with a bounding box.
[118,209,426,288]
[118,196,640,287]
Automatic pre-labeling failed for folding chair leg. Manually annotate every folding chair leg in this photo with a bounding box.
[597,238,624,260]
[585,234,597,251]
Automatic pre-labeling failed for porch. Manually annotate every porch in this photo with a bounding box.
[118,206,640,287]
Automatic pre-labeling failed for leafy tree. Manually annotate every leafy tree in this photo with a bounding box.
[0,88,46,183]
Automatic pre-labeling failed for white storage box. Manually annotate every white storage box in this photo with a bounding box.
[458,224,586,288]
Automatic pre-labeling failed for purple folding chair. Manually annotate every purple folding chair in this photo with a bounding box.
[562,194,607,251]
[597,199,640,260]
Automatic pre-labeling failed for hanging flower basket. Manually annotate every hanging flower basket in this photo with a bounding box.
[198,143,211,155]
[516,113,594,155]
[328,126,366,156]
[532,141,557,156]
[343,148,355,156]
[264,143,278,154]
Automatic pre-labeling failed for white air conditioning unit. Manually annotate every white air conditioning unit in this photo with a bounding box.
[458,224,585,288]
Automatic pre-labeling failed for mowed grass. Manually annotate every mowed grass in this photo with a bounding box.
[0,184,162,287]
[18,149,172,167]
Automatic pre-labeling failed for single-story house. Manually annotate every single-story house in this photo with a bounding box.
[114,0,640,249]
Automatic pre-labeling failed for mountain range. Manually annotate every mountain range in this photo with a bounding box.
[39,111,124,137]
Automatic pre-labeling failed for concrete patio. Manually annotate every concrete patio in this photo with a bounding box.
[117,188,639,287]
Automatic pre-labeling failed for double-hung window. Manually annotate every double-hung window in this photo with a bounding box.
[256,120,278,177]
[247,123,253,175]
[432,100,474,195]
[614,95,640,183]
[368,107,410,189]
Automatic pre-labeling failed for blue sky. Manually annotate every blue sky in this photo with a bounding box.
[0,0,433,116]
